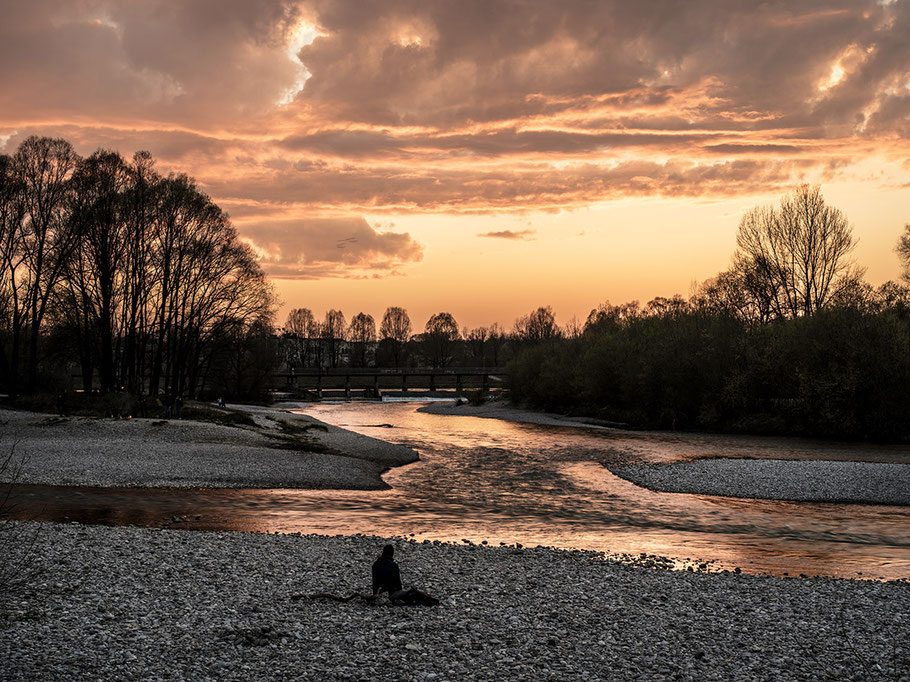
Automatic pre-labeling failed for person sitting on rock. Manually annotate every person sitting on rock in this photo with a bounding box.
[371,544,439,606]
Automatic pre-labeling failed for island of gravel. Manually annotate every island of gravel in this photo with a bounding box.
[1,522,908,681]
[0,404,418,490]
[419,401,910,506]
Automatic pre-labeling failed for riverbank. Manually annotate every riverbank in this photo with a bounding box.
[1,522,907,681]
[613,459,910,506]
[0,405,417,490]
[420,400,910,505]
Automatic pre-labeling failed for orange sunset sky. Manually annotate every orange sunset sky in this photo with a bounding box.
[2,1,908,329]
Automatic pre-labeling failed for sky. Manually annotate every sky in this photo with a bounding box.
[1,0,908,330]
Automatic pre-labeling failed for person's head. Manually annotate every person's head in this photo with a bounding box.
[381,544,394,558]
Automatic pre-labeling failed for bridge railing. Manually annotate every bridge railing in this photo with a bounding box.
[273,367,508,400]
[277,367,508,377]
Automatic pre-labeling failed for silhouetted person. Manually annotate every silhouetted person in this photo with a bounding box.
[164,391,173,419]
[372,544,402,598]
[175,395,183,419]
[138,392,148,418]
[371,545,439,606]
[56,391,67,417]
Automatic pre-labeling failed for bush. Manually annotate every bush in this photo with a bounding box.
[508,304,910,441]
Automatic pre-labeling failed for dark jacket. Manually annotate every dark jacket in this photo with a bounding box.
[372,556,402,595]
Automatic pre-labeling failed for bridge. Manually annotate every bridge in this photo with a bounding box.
[275,367,508,400]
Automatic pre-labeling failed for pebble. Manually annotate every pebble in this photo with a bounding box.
[0,407,417,490]
[1,521,908,681]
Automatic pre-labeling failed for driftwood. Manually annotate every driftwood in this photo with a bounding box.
[291,588,439,606]
[290,591,376,604]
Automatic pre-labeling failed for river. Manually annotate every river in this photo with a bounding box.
[9,401,910,579]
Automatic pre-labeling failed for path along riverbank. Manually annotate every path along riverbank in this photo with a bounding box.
[418,401,910,506]
[0,405,417,490]
[1,522,908,681]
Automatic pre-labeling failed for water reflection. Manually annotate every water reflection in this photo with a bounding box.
[8,402,910,580]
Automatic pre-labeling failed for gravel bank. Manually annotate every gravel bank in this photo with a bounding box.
[419,401,910,463]
[610,459,910,506]
[0,406,417,490]
[1,522,907,681]
[421,401,910,505]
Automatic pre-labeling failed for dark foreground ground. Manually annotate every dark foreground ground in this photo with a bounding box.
[1,522,908,681]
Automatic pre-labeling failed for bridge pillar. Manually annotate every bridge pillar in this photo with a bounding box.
[316,374,322,400]
[345,374,351,399]
[429,375,436,392]
[402,374,408,393]
[373,374,381,400]
[456,375,463,397]
[482,373,489,393]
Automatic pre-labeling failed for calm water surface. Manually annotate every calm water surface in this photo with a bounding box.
[11,402,910,579]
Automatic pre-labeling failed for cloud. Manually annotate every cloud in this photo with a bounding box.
[237,216,423,279]
[204,157,811,213]
[0,0,311,125]
[1,0,908,220]
[478,230,536,240]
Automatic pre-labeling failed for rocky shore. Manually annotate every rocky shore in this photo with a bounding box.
[0,406,418,490]
[1,522,908,681]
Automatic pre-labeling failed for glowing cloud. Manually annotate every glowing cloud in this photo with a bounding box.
[478,230,536,240]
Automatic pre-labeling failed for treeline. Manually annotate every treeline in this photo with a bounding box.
[282,307,514,370]
[509,186,910,441]
[282,302,572,370]
[0,136,275,400]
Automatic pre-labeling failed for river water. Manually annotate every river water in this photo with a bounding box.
[10,402,910,579]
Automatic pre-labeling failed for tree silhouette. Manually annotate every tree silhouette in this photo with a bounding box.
[422,312,459,368]
[734,185,858,319]
[896,223,910,284]
[513,306,560,342]
[348,312,376,367]
[285,307,318,368]
[0,137,275,399]
[6,137,79,394]
[379,306,411,367]
[322,309,346,368]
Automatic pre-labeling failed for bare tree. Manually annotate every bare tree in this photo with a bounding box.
[63,150,131,392]
[322,309,346,368]
[693,267,772,325]
[285,307,317,368]
[585,301,640,330]
[735,185,858,319]
[465,326,488,364]
[422,312,459,368]
[513,306,561,342]
[118,151,158,393]
[379,306,411,367]
[0,137,275,400]
[0,154,26,393]
[9,137,80,393]
[348,312,376,367]
[487,322,507,366]
[644,295,689,318]
[563,316,583,339]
